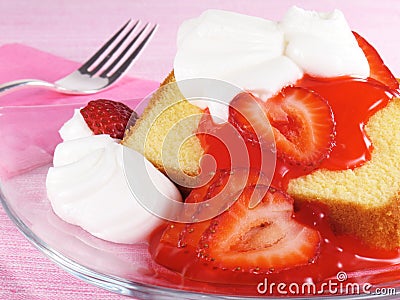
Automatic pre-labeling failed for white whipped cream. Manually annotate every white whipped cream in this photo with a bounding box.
[46,111,182,244]
[174,7,370,122]
[281,7,369,77]
[59,109,93,141]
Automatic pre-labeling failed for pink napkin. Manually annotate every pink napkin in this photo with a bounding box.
[0,43,159,107]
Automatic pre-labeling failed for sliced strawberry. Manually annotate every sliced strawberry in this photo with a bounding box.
[154,221,192,272]
[230,89,335,168]
[176,173,217,249]
[229,92,274,145]
[353,31,399,90]
[80,99,138,139]
[265,87,335,168]
[198,186,321,272]
[159,222,185,247]
[158,169,231,251]
[155,169,266,274]
[179,168,268,248]
[154,172,321,282]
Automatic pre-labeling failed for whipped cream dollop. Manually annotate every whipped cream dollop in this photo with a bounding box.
[46,110,182,244]
[174,6,370,122]
[58,108,93,141]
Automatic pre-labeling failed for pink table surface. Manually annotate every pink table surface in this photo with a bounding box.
[0,0,399,299]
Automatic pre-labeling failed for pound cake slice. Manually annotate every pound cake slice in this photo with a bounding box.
[287,98,400,250]
[122,71,203,178]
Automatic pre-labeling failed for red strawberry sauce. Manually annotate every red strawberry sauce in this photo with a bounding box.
[197,76,396,188]
[300,76,394,170]
[149,76,400,293]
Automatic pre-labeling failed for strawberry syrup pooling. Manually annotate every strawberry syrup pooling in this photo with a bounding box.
[198,76,396,188]
[149,75,400,294]
[299,76,395,170]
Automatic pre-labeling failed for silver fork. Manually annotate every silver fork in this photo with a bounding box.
[0,20,157,95]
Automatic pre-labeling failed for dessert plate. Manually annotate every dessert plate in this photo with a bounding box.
[0,102,399,299]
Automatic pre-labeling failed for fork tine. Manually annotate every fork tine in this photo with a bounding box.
[88,20,140,75]
[78,19,134,74]
[99,23,155,78]
[102,24,157,82]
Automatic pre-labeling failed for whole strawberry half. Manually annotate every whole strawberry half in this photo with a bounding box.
[80,99,138,139]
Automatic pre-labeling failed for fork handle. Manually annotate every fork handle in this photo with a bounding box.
[0,79,55,95]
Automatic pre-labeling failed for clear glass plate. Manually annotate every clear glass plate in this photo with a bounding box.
[0,102,399,299]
